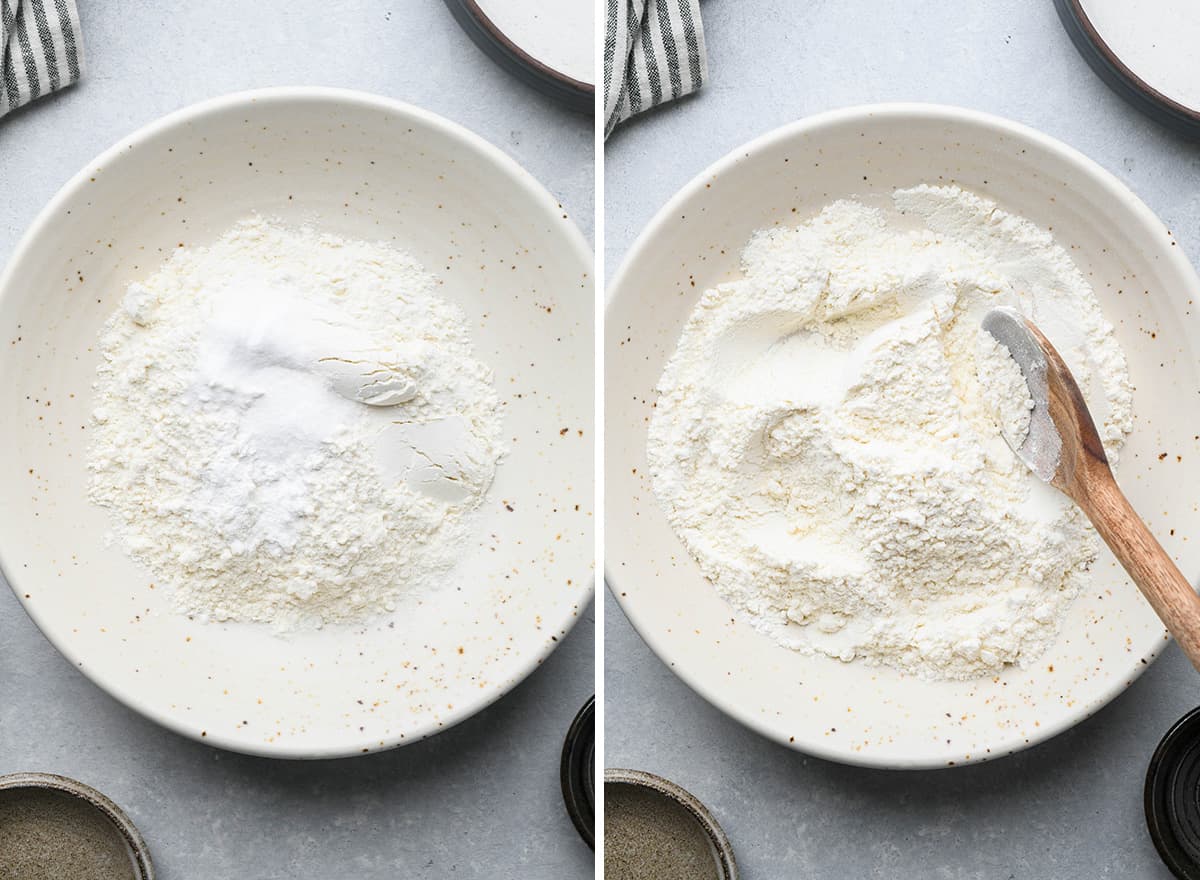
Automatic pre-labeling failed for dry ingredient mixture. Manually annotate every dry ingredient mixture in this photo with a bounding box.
[647,185,1133,680]
[89,217,503,630]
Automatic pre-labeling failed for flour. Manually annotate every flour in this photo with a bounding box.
[647,185,1133,680]
[88,217,503,630]
[977,333,1035,451]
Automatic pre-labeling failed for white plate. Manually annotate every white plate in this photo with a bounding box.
[0,88,594,758]
[606,104,1200,769]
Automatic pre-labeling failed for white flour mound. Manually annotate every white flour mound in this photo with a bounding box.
[89,217,504,630]
[647,185,1133,680]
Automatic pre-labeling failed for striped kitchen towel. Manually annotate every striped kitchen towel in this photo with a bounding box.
[604,0,706,138]
[1,0,82,118]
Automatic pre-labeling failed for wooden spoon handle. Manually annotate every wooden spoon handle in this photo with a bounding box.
[1077,474,1200,672]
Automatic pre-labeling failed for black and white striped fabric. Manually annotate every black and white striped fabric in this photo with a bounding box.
[604,0,706,138]
[1,0,82,118]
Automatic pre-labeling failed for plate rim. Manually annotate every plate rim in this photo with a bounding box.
[0,86,595,759]
[605,101,1200,769]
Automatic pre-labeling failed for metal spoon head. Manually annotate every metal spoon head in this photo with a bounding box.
[980,307,1065,485]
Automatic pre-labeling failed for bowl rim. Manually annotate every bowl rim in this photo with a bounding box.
[604,101,1200,769]
[0,86,594,759]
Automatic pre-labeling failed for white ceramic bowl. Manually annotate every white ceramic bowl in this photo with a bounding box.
[0,88,594,758]
[606,104,1200,769]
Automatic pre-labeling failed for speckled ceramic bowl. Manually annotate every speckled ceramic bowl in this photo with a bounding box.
[0,88,593,758]
[606,103,1200,768]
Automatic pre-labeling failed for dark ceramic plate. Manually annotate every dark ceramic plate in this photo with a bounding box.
[561,695,595,848]
[442,0,593,114]
[1054,0,1200,139]
[1147,707,1200,879]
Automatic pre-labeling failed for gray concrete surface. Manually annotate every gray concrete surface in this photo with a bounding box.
[605,1,1200,877]
[0,2,594,878]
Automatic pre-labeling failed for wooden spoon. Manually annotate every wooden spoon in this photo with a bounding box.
[982,306,1200,672]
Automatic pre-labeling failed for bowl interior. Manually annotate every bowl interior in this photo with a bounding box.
[0,90,594,757]
[606,105,1200,767]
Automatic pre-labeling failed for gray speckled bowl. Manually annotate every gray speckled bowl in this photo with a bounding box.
[604,769,737,880]
[0,88,594,758]
[0,773,154,880]
[606,103,1200,768]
